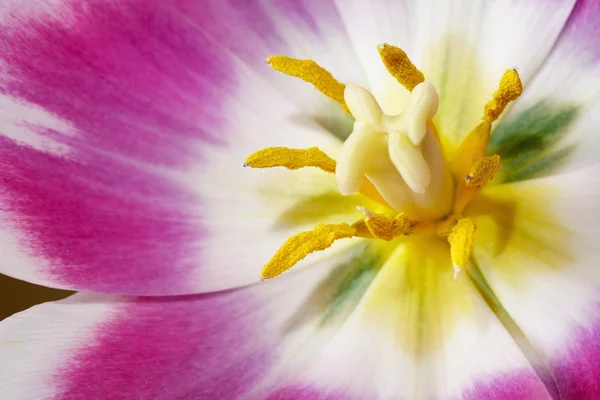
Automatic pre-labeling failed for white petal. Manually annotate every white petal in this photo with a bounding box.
[269,238,552,399]
[0,251,358,399]
[469,166,600,397]
[330,0,413,114]
[488,0,600,180]
[412,0,576,154]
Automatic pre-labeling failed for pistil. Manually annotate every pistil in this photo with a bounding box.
[336,81,453,220]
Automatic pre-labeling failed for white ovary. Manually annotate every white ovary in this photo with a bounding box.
[336,81,453,220]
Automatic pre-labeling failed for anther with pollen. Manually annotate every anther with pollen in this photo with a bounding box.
[267,55,350,114]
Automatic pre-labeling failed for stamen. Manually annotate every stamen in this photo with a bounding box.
[451,69,521,214]
[357,206,411,241]
[483,69,523,123]
[452,154,501,214]
[245,147,336,173]
[377,43,425,91]
[451,121,492,182]
[261,223,355,280]
[267,56,349,114]
[466,155,501,187]
[447,218,477,278]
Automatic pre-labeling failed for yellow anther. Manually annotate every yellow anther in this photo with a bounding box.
[377,43,425,91]
[451,121,492,182]
[358,207,411,241]
[466,154,501,187]
[267,56,349,113]
[245,147,336,173]
[483,69,523,123]
[447,218,477,278]
[453,154,500,213]
[261,223,355,280]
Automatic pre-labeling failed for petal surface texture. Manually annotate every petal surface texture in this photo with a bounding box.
[0,244,551,400]
[0,0,365,294]
[469,167,600,399]
[466,4,600,398]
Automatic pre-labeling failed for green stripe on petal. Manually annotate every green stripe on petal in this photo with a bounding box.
[487,101,580,183]
[318,243,386,327]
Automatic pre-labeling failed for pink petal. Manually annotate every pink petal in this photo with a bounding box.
[550,313,600,399]
[0,0,360,294]
[0,258,340,399]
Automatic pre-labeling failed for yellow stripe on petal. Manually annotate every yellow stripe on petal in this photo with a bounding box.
[483,69,523,123]
[356,236,474,354]
[267,55,350,114]
[377,43,425,91]
[245,147,336,173]
[467,180,573,281]
[261,223,356,280]
[448,218,477,278]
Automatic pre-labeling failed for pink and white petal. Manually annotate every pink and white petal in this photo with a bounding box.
[0,0,367,294]
[0,238,551,400]
[266,239,552,400]
[509,0,600,104]
[268,371,551,400]
[407,0,577,154]
[490,0,600,178]
[0,248,370,400]
[469,166,600,399]
[188,0,370,141]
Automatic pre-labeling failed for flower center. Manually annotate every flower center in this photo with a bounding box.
[245,44,522,281]
[337,81,453,221]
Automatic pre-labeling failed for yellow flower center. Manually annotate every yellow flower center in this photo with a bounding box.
[245,44,523,281]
